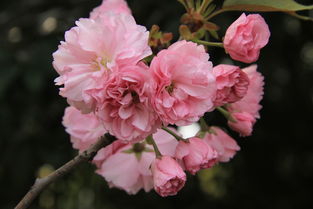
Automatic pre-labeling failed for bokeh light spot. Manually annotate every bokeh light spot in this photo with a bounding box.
[284,17,300,36]
[37,164,55,178]
[301,42,313,67]
[8,27,22,43]
[41,17,58,34]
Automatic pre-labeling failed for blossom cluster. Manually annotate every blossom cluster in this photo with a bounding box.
[54,0,269,197]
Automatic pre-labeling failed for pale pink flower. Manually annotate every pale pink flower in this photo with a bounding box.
[53,13,151,113]
[175,137,217,175]
[97,147,155,194]
[152,156,186,197]
[92,140,127,167]
[150,40,216,126]
[227,65,264,136]
[152,128,179,156]
[204,127,240,162]
[95,129,179,194]
[224,13,270,63]
[62,106,106,151]
[94,64,161,143]
[213,64,249,107]
[90,0,131,19]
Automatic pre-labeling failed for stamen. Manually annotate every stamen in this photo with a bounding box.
[91,56,111,71]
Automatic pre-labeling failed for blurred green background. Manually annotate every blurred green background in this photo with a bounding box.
[1,0,313,208]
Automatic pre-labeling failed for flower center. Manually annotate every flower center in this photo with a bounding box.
[165,82,175,94]
[131,91,140,104]
[92,56,111,71]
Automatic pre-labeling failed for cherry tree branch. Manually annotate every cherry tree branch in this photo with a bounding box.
[15,133,117,209]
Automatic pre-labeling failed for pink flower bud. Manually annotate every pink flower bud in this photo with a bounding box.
[226,65,264,136]
[175,137,218,175]
[152,156,186,197]
[228,112,256,136]
[213,64,249,107]
[224,13,270,63]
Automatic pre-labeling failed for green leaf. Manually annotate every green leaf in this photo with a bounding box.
[286,11,313,22]
[135,152,142,161]
[222,0,313,12]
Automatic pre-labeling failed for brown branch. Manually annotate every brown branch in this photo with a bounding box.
[15,133,117,209]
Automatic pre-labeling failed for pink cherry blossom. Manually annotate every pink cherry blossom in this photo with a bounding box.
[150,40,216,126]
[224,13,270,63]
[175,137,217,175]
[97,146,155,194]
[90,0,131,19]
[62,106,106,151]
[92,140,127,167]
[152,128,179,156]
[94,64,161,143]
[213,64,249,107]
[152,155,186,197]
[95,129,179,194]
[53,13,151,113]
[204,127,240,162]
[227,65,264,136]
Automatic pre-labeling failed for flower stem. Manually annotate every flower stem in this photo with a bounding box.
[216,107,236,122]
[186,0,195,9]
[162,126,185,141]
[198,0,213,14]
[146,135,162,158]
[199,117,209,131]
[178,0,189,11]
[192,39,224,48]
[205,8,228,20]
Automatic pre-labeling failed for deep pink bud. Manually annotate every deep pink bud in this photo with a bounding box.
[152,156,186,197]
[224,13,270,63]
[228,112,256,136]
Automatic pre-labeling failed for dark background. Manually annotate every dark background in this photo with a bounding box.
[1,0,313,208]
